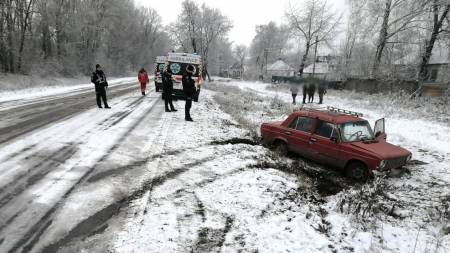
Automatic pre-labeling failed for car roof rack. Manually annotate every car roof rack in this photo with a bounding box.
[326,106,363,117]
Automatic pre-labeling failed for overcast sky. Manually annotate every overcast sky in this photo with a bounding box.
[135,0,349,46]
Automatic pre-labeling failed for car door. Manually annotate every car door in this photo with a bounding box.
[374,118,387,141]
[309,120,344,167]
[285,116,314,157]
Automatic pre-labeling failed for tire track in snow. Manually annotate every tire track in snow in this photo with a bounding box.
[0,95,151,213]
[3,95,161,253]
[39,157,216,253]
[0,82,140,145]
[0,143,80,210]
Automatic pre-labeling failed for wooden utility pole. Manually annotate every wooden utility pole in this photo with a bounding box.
[312,36,319,75]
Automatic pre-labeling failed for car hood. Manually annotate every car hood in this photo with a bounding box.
[349,141,410,159]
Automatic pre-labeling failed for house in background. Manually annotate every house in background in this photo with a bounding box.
[421,45,449,97]
[267,59,295,83]
[303,55,342,82]
[424,45,449,83]
[229,62,243,79]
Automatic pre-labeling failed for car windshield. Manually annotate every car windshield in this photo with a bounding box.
[340,121,374,142]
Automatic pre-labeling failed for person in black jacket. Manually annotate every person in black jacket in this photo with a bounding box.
[182,65,196,121]
[302,80,307,104]
[318,81,327,104]
[307,82,316,103]
[91,64,110,109]
[162,68,177,112]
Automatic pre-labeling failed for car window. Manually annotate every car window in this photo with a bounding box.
[340,121,374,142]
[315,121,335,138]
[296,117,313,133]
[288,117,298,129]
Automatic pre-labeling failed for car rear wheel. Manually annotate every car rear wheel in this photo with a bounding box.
[345,161,369,181]
[273,141,288,157]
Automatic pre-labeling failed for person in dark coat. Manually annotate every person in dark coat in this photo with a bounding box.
[307,82,316,103]
[91,64,110,109]
[182,65,196,121]
[162,68,177,112]
[302,81,307,104]
[318,81,327,104]
[290,82,299,105]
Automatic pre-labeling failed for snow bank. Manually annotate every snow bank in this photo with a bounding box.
[0,77,138,103]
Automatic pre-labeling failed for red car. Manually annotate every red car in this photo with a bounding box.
[260,107,412,180]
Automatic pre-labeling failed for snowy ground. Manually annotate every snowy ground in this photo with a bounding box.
[0,79,448,252]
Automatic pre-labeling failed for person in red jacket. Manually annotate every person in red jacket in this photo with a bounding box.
[138,68,149,96]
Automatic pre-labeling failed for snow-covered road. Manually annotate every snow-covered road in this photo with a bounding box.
[0,79,448,253]
[0,78,170,252]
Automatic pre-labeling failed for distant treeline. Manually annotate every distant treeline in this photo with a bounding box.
[0,0,172,76]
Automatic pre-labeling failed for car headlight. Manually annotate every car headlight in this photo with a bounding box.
[379,160,387,169]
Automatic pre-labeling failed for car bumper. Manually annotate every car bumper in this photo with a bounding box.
[377,155,410,171]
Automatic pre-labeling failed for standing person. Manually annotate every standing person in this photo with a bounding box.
[182,65,196,121]
[162,68,177,112]
[307,82,316,103]
[302,80,307,104]
[290,82,299,105]
[318,81,327,104]
[91,64,111,109]
[138,68,149,96]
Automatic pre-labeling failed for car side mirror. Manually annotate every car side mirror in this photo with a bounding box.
[375,131,381,137]
[330,136,338,143]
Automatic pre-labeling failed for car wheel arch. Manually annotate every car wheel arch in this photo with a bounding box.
[272,139,288,156]
[345,159,370,180]
[272,137,288,146]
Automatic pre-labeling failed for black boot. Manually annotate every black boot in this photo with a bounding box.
[105,104,111,109]
[171,108,177,112]
[142,91,145,96]
[165,108,171,112]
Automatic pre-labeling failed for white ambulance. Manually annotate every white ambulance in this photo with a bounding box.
[165,52,203,100]
[153,56,167,92]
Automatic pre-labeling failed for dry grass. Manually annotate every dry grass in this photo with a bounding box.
[207,82,292,140]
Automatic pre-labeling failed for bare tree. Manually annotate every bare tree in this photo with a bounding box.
[249,22,289,78]
[177,0,201,53]
[370,0,428,76]
[0,0,172,75]
[234,44,247,79]
[286,0,341,76]
[418,0,449,81]
[342,0,372,78]
[171,1,232,81]
[198,4,232,80]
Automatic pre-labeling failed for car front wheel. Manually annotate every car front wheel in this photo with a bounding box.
[345,161,369,181]
[273,141,288,157]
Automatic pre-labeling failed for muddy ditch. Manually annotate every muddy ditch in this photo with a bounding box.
[249,159,352,198]
[210,137,259,146]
